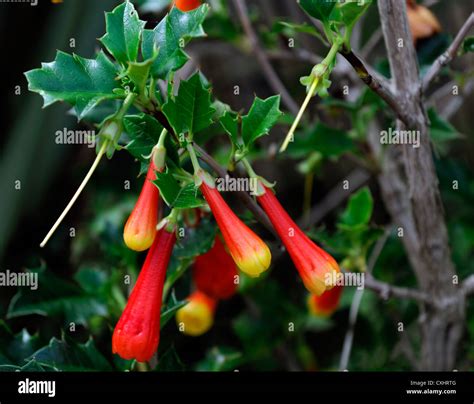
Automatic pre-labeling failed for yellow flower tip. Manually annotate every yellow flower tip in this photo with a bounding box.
[235,244,272,278]
[303,275,327,297]
[176,296,215,337]
[302,259,341,295]
[123,229,156,252]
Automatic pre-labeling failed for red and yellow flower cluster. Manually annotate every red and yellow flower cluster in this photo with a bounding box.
[112,0,341,363]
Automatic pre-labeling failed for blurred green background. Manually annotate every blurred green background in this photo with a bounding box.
[0,0,472,371]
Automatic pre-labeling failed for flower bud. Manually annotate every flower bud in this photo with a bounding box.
[176,291,217,336]
[193,236,238,300]
[198,171,271,277]
[257,183,340,296]
[123,160,161,251]
[113,226,176,362]
[307,285,344,317]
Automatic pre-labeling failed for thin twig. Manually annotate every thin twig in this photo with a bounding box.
[298,168,371,229]
[339,48,414,126]
[266,49,321,65]
[339,228,390,370]
[422,13,474,91]
[193,143,276,236]
[232,0,299,115]
[462,275,474,296]
[440,79,474,120]
[364,274,432,304]
[360,27,383,59]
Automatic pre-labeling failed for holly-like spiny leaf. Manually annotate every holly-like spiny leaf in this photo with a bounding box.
[162,73,215,136]
[123,114,180,169]
[142,4,209,79]
[219,111,239,146]
[100,1,146,65]
[27,337,113,371]
[241,95,282,148]
[330,0,373,28]
[299,0,336,24]
[153,172,205,209]
[25,51,121,120]
[6,267,107,326]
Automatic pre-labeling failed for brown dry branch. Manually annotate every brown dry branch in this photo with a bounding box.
[372,0,466,370]
[422,13,474,91]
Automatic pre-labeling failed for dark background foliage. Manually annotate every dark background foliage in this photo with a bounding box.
[0,0,472,371]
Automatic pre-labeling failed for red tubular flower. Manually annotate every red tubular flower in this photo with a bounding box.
[197,170,271,278]
[256,183,340,296]
[113,226,176,362]
[176,290,217,336]
[307,285,344,317]
[174,0,202,12]
[193,236,238,300]
[123,158,162,252]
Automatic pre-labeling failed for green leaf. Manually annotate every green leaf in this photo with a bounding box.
[173,217,218,259]
[273,21,323,38]
[241,95,282,148]
[123,53,158,95]
[299,0,336,24]
[330,0,373,28]
[100,1,146,65]
[0,360,53,372]
[74,266,110,295]
[25,51,121,120]
[173,183,206,209]
[6,330,42,365]
[155,345,185,371]
[163,256,193,298]
[160,292,187,329]
[461,36,474,54]
[124,114,180,168]
[0,324,43,366]
[196,347,243,371]
[6,267,107,326]
[142,5,209,79]
[28,337,113,371]
[428,108,462,154]
[124,114,163,161]
[163,73,216,136]
[287,122,354,158]
[153,171,181,206]
[154,171,205,208]
[220,111,239,146]
[340,187,373,228]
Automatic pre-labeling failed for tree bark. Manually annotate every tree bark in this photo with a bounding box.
[376,0,465,370]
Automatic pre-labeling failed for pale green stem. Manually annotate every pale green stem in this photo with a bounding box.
[280,41,341,153]
[40,140,109,247]
[186,143,201,174]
